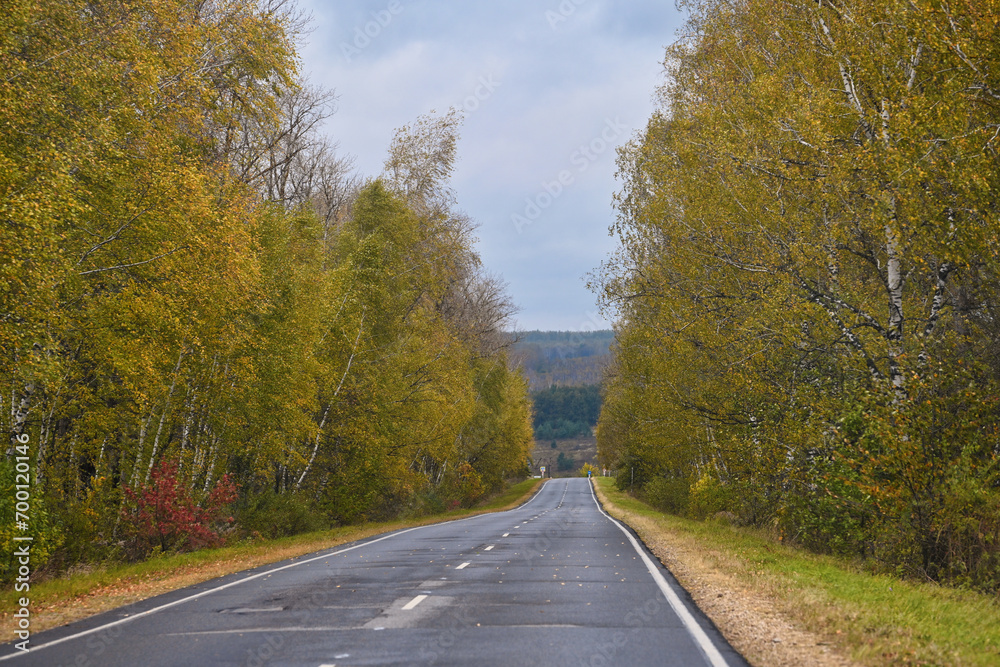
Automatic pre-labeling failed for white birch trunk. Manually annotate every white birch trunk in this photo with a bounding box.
[8,382,34,456]
[817,9,908,395]
[918,262,952,364]
[885,213,905,395]
[295,308,366,490]
[144,354,183,484]
[177,393,196,474]
[130,408,155,488]
[295,404,331,490]
[202,440,218,494]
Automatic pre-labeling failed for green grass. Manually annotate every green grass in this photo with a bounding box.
[474,478,541,510]
[596,478,1000,666]
[3,479,542,637]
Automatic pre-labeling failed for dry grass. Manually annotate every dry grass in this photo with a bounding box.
[532,435,597,474]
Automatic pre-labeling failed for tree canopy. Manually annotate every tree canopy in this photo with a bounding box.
[1,0,533,578]
[595,0,1000,589]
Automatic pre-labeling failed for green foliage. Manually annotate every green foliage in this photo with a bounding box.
[534,419,592,440]
[531,384,601,440]
[779,455,871,558]
[687,475,731,521]
[595,0,1000,590]
[1,4,532,577]
[0,459,63,583]
[642,477,690,514]
[532,384,601,427]
[234,492,330,541]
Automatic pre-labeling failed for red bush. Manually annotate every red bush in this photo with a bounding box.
[122,459,239,557]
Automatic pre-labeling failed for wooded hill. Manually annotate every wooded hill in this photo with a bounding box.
[531,384,601,441]
[512,330,613,390]
[514,333,608,475]
[595,0,1000,591]
[0,0,532,581]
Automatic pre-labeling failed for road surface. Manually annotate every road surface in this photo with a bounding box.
[2,478,746,666]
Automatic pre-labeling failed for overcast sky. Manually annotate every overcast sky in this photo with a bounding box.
[295,0,686,331]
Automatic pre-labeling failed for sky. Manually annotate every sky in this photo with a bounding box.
[294,0,687,331]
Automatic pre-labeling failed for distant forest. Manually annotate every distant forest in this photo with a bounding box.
[512,330,613,390]
[531,384,601,440]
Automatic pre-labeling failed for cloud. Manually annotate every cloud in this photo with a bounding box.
[295,0,685,331]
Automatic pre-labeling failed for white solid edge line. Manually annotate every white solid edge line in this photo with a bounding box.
[0,526,428,660]
[513,477,547,511]
[0,482,551,661]
[588,479,729,667]
[401,595,428,611]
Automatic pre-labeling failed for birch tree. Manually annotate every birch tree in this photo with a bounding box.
[596,0,1000,586]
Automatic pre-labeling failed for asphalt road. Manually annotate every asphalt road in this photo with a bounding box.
[2,478,747,666]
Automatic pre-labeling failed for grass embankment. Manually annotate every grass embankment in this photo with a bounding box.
[3,479,542,640]
[593,477,1000,667]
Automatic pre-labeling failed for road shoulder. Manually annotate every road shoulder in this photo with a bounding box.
[591,478,859,667]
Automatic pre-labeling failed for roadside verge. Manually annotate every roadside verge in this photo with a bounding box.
[592,477,1000,667]
[3,479,543,641]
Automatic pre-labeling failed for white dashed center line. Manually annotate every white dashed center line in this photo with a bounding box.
[402,595,428,611]
[456,562,470,570]
[484,545,494,551]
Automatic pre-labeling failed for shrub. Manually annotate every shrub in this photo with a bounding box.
[687,474,730,519]
[0,458,63,583]
[456,462,485,507]
[235,491,329,540]
[121,459,238,559]
[642,476,690,514]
